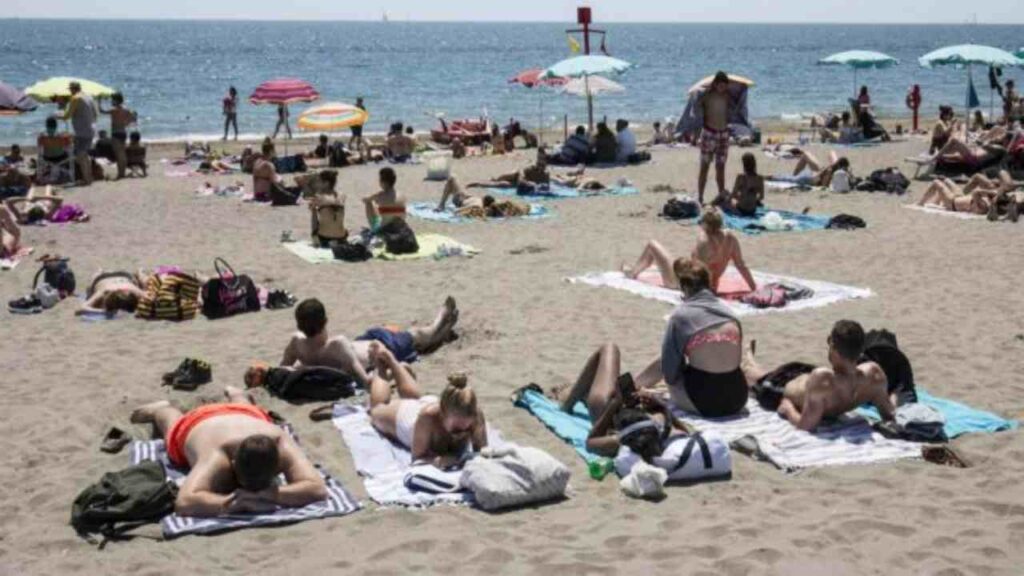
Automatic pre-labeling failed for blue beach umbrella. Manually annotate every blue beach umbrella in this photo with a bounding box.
[919,44,1023,130]
[541,55,633,131]
[818,50,899,97]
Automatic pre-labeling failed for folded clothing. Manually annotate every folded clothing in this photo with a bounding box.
[857,389,1017,439]
[356,327,418,363]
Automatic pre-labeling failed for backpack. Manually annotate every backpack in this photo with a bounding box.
[377,219,419,255]
[265,366,357,401]
[827,214,867,230]
[33,257,76,298]
[332,241,373,262]
[70,460,177,543]
[201,258,261,319]
[136,272,201,321]
[662,197,700,220]
[860,329,917,403]
[865,168,910,195]
[328,142,350,168]
[752,361,817,410]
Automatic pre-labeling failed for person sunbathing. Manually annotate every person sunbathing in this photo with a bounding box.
[386,123,416,162]
[743,320,895,431]
[76,269,149,316]
[725,152,764,216]
[623,208,756,294]
[770,150,849,188]
[915,173,1017,215]
[926,135,1006,170]
[3,186,61,223]
[278,297,459,387]
[130,386,327,517]
[0,203,22,260]
[455,195,530,219]
[362,167,406,229]
[437,175,482,211]
[930,106,957,154]
[466,147,552,189]
[368,348,487,468]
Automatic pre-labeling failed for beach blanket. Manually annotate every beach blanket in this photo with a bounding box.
[331,404,504,507]
[283,234,479,264]
[677,208,831,235]
[512,386,603,465]
[195,183,247,199]
[567,267,872,317]
[857,390,1017,439]
[904,204,987,221]
[129,433,360,538]
[672,399,921,472]
[489,183,638,200]
[0,246,33,270]
[406,201,550,223]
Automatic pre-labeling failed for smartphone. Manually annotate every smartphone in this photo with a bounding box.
[617,373,638,408]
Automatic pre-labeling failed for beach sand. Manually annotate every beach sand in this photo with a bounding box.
[2,136,1023,575]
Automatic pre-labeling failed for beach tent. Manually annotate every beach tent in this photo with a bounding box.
[0,82,37,116]
[676,75,754,142]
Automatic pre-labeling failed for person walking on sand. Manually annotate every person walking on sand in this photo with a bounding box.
[273,103,292,140]
[696,72,734,206]
[223,86,239,141]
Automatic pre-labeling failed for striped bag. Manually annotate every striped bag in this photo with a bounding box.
[135,272,201,321]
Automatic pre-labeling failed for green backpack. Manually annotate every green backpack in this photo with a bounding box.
[71,460,178,542]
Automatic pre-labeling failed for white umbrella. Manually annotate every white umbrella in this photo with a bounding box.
[818,50,899,97]
[559,76,625,97]
[919,44,1023,134]
[541,55,634,131]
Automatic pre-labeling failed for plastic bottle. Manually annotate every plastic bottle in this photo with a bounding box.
[588,457,614,481]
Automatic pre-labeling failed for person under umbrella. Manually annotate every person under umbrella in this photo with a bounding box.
[273,103,292,140]
[58,81,98,186]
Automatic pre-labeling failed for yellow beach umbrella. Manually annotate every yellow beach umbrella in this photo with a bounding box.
[24,77,116,102]
[298,102,369,132]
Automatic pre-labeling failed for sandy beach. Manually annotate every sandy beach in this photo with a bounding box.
[2,135,1024,576]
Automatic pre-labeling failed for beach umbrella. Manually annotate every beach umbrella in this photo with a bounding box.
[540,55,633,131]
[24,76,116,101]
[0,81,37,116]
[560,76,625,97]
[688,74,755,94]
[509,69,567,145]
[297,102,369,133]
[818,50,899,96]
[249,78,320,105]
[920,44,1023,133]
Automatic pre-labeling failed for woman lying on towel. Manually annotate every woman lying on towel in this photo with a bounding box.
[925,135,1007,171]
[623,208,757,294]
[368,343,487,468]
[436,176,529,218]
[548,343,691,459]
[769,150,850,188]
[3,186,89,224]
[915,171,1019,215]
[465,147,606,193]
[76,269,150,316]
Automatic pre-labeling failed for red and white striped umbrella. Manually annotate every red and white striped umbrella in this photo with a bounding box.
[249,78,320,105]
[509,68,567,89]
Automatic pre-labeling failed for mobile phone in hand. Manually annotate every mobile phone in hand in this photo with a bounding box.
[617,372,638,408]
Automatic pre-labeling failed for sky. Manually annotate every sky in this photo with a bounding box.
[7,0,1024,24]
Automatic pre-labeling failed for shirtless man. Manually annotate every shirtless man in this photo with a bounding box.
[697,71,734,205]
[743,320,896,431]
[278,297,459,387]
[130,386,327,517]
[362,167,406,230]
[623,208,756,293]
[98,93,137,179]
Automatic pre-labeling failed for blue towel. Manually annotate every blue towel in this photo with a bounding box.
[489,184,638,200]
[513,387,601,464]
[684,208,831,235]
[407,201,550,223]
[857,390,1017,439]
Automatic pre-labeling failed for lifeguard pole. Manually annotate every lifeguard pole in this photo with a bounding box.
[566,7,607,131]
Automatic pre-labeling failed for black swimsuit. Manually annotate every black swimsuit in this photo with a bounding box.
[680,365,748,417]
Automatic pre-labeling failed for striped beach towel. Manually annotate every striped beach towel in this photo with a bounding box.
[129,428,360,538]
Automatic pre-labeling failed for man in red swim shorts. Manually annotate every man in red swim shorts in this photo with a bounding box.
[697,71,736,206]
[131,386,326,517]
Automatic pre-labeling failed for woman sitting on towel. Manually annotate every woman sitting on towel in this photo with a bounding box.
[623,208,756,294]
[725,153,764,216]
[549,343,691,459]
[770,150,849,188]
[368,343,487,468]
[76,269,150,316]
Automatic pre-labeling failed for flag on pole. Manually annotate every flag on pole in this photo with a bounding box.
[967,72,981,109]
[567,35,581,54]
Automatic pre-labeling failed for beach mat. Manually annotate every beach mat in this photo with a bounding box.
[672,399,921,472]
[129,431,360,538]
[406,201,550,223]
[857,390,1017,439]
[904,204,987,221]
[331,403,503,507]
[682,208,832,235]
[1,246,33,270]
[567,267,872,317]
[489,183,638,200]
[512,386,603,465]
[283,234,479,264]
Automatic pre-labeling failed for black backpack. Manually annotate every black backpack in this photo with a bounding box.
[265,366,357,401]
[71,460,177,543]
[332,241,372,262]
[865,168,910,195]
[201,258,261,319]
[377,219,419,255]
[826,214,867,230]
[662,197,700,220]
[752,362,817,410]
[328,142,350,168]
[33,257,76,297]
[860,329,917,403]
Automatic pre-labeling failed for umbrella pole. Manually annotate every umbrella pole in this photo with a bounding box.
[586,75,594,133]
[539,92,544,146]
[853,69,857,98]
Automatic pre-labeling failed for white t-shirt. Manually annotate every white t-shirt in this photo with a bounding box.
[616,128,637,163]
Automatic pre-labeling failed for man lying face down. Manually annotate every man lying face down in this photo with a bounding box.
[744,320,897,431]
[131,387,327,517]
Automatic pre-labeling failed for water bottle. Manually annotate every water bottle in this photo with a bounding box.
[588,457,614,481]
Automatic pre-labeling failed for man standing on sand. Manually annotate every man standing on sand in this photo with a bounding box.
[349,97,367,156]
[696,71,734,206]
[60,81,97,186]
[130,386,327,517]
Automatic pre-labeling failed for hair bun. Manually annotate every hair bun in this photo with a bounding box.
[447,372,468,389]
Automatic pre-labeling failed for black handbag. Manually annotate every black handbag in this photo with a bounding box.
[201,258,260,319]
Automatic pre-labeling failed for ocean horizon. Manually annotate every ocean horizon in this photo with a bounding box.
[1,19,1021,144]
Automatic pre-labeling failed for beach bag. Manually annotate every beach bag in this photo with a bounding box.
[328,142,350,168]
[462,444,570,511]
[273,155,308,174]
[662,197,700,220]
[740,283,788,308]
[201,258,260,319]
[627,150,652,164]
[33,257,76,298]
[377,219,419,255]
[860,329,917,403]
[332,241,372,262]
[71,460,177,543]
[866,168,909,195]
[827,214,867,230]
[615,432,732,483]
[136,272,201,321]
[752,361,817,410]
[264,366,356,401]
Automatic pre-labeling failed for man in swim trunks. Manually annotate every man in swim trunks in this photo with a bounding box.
[130,386,327,517]
[697,71,734,205]
[743,320,896,431]
[279,296,459,387]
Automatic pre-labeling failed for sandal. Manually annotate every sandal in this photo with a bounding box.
[922,445,971,468]
[100,427,132,454]
[309,404,336,422]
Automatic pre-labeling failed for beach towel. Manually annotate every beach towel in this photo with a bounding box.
[567,268,871,317]
[489,183,638,200]
[331,404,504,507]
[283,234,479,264]
[406,201,550,223]
[904,204,987,221]
[129,431,360,538]
[678,208,831,235]
[672,399,921,472]
[512,386,603,465]
[857,390,1017,439]
[1,246,33,270]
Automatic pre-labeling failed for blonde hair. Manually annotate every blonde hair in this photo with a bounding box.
[440,373,477,418]
[700,208,723,235]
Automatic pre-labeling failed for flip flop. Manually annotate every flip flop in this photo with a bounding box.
[100,427,132,454]
[922,445,971,468]
[308,404,335,422]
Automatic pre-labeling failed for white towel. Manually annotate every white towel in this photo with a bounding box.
[904,204,987,221]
